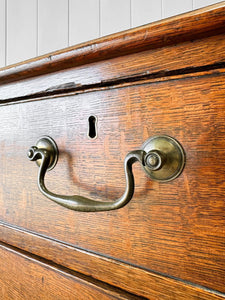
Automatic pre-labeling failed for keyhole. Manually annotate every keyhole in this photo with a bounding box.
[88,115,97,139]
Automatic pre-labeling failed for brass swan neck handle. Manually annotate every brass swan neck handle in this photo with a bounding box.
[27,135,185,212]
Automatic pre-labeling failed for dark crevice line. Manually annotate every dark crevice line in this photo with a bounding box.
[0,240,147,300]
[1,61,225,104]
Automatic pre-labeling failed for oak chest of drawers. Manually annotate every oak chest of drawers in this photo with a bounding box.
[0,3,225,299]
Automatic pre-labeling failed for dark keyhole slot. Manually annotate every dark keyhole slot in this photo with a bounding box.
[88,116,97,139]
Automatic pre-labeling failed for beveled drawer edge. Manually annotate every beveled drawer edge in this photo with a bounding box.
[0,243,142,300]
[0,222,224,300]
[1,62,225,108]
[0,2,225,86]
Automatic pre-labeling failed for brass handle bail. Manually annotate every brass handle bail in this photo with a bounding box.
[27,135,185,212]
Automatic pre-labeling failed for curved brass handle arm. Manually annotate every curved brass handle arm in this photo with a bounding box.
[27,135,185,212]
[27,143,145,212]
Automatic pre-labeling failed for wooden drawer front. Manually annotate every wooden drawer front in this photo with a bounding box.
[0,70,224,293]
[0,244,138,300]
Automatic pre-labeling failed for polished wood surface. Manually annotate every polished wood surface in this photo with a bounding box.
[0,243,140,300]
[0,223,224,300]
[0,2,224,84]
[0,68,225,295]
[1,32,225,102]
[0,3,225,300]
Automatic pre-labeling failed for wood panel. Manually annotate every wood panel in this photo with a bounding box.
[193,0,222,9]
[6,0,37,66]
[100,0,130,36]
[38,0,68,56]
[69,0,99,46]
[0,243,139,300]
[0,70,224,293]
[0,0,223,67]
[1,2,224,85]
[0,5,225,299]
[131,0,162,28]
[0,223,224,300]
[162,0,192,18]
[0,0,5,68]
[0,32,224,102]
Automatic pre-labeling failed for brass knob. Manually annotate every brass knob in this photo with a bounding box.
[144,150,166,171]
[141,135,185,182]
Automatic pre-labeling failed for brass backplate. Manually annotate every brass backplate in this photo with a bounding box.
[141,135,185,182]
[35,136,58,171]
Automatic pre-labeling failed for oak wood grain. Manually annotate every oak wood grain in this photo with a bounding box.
[0,4,225,299]
[0,33,225,102]
[0,71,224,294]
[0,222,224,300]
[0,243,140,300]
[0,2,225,85]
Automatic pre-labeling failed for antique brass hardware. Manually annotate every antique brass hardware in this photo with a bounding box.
[27,136,58,171]
[141,135,185,182]
[27,135,185,212]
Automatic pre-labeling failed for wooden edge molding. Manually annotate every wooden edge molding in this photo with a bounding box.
[0,2,225,85]
[0,243,143,300]
[0,222,224,300]
[1,33,225,102]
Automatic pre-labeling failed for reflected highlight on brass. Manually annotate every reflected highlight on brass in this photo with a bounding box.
[27,135,185,212]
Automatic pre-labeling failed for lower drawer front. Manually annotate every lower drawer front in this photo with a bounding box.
[0,71,224,293]
[0,244,137,300]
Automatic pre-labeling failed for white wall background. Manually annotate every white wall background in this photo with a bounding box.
[0,0,223,68]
